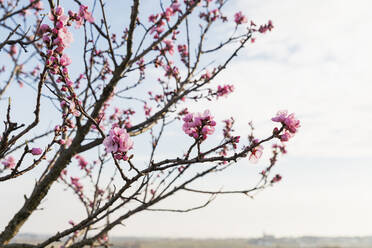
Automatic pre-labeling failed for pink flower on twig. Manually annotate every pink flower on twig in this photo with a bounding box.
[31,148,42,155]
[103,127,133,160]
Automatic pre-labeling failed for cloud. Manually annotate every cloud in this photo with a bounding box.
[206,0,372,158]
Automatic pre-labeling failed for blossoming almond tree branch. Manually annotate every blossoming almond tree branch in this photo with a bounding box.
[0,0,300,247]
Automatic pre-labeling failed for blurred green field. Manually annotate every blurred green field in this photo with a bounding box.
[13,234,372,248]
[112,239,257,248]
[110,237,372,248]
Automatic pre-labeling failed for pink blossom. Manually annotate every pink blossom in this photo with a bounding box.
[271,110,288,123]
[272,110,300,135]
[284,113,301,133]
[148,14,159,23]
[271,174,282,183]
[60,54,72,66]
[144,103,152,116]
[38,24,50,35]
[70,177,83,191]
[177,44,188,56]
[2,156,15,169]
[68,101,81,117]
[55,46,64,54]
[163,7,175,21]
[79,5,94,23]
[164,64,179,78]
[182,110,216,140]
[75,5,94,28]
[31,148,43,155]
[170,2,181,13]
[178,44,188,63]
[55,6,64,16]
[216,84,234,98]
[200,9,220,22]
[103,127,133,159]
[75,155,88,170]
[234,11,247,25]
[249,144,263,164]
[162,39,174,55]
[9,45,17,56]
[150,26,165,38]
[201,70,212,81]
[56,20,64,29]
[280,131,292,142]
[57,27,74,47]
[258,20,274,33]
[222,117,234,139]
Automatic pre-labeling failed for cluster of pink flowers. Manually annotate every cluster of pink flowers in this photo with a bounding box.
[75,155,88,170]
[177,44,188,64]
[153,57,164,68]
[216,84,234,98]
[162,39,175,55]
[1,149,41,169]
[143,103,152,117]
[1,156,15,169]
[222,118,234,139]
[119,109,135,129]
[75,5,94,28]
[178,108,189,118]
[136,58,146,73]
[199,8,224,22]
[148,91,164,104]
[258,20,274,33]
[148,1,182,39]
[38,4,93,81]
[201,70,212,81]
[103,126,133,160]
[182,110,216,140]
[272,110,300,142]
[219,118,240,163]
[163,64,179,79]
[70,177,83,192]
[46,6,73,45]
[243,20,273,44]
[234,11,247,25]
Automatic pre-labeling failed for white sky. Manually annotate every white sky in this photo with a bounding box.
[1,0,372,239]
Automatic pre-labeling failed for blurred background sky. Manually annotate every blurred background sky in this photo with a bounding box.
[1,0,372,239]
